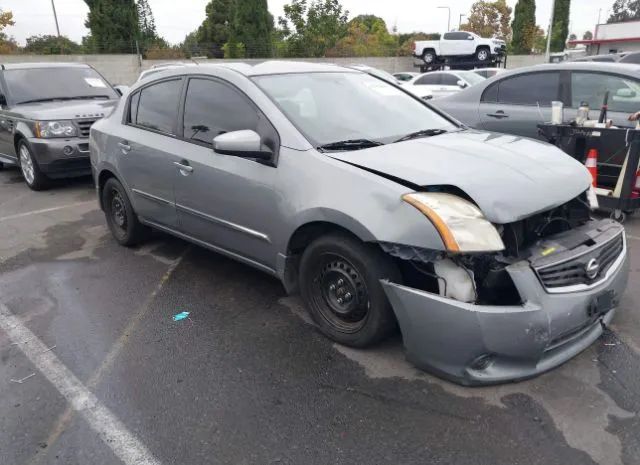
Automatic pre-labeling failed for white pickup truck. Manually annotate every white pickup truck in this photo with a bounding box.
[414,31,506,64]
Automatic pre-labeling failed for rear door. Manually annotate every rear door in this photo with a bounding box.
[115,77,183,228]
[568,71,640,129]
[0,74,16,161]
[479,71,562,138]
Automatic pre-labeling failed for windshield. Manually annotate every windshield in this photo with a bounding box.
[458,71,486,86]
[4,67,118,104]
[253,72,457,147]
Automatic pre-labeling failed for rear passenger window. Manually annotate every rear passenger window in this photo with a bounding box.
[494,72,560,105]
[182,78,259,145]
[135,79,182,134]
[481,83,498,102]
[415,74,440,85]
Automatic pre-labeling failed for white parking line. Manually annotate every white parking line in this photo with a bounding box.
[0,201,94,223]
[0,303,162,465]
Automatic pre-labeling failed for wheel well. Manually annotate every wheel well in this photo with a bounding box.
[476,45,490,52]
[97,170,117,210]
[14,133,25,153]
[422,48,436,55]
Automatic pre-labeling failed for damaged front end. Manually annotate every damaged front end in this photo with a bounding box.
[379,194,629,385]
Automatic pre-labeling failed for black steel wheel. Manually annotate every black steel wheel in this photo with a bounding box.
[299,232,401,347]
[102,177,149,246]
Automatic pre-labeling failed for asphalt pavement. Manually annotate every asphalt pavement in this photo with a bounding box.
[1,166,639,465]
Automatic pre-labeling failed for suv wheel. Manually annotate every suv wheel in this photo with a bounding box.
[18,141,49,191]
[299,233,401,347]
[476,48,490,62]
[102,177,150,246]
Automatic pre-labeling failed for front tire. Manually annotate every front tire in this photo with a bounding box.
[476,47,490,62]
[299,233,401,348]
[102,177,149,246]
[18,141,49,191]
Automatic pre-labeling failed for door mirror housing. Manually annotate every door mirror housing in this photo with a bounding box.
[457,80,468,88]
[213,130,272,160]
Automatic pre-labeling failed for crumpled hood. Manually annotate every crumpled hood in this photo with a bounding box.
[327,130,591,224]
[12,99,117,120]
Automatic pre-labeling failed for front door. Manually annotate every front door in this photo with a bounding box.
[479,71,561,139]
[173,76,280,270]
[115,77,184,228]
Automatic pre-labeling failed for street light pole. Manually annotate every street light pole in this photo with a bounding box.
[459,14,466,30]
[545,0,556,62]
[438,6,451,32]
[50,0,61,37]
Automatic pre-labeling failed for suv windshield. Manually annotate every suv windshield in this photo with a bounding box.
[4,67,118,104]
[253,72,457,147]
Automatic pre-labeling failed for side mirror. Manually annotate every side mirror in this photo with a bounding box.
[457,80,468,88]
[616,88,636,98]
[213,130,272,160]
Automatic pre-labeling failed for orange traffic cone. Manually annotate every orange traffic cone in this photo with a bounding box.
[632,169,640,199]
[585,149,598,187]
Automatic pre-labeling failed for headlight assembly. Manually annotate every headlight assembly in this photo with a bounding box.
[402,192,505,253]
[36,120,77,138]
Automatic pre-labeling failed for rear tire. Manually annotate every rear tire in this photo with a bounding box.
[299,232,401,348]
[422,50,436,64]
[18,141,49,191]
[102,177,149,246]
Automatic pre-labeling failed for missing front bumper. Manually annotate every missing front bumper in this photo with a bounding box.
[381,249,629,386]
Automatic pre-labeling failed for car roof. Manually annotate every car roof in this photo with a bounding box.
[217,60,357,76]
[1,62,92,70]
[499,61,640,77]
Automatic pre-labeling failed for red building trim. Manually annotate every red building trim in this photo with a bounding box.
[568,37,640,46]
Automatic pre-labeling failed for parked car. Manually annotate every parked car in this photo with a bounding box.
[0,62,120,190]
[414,31,506,64]
[393,72,420,82]
[90,61,628,386]
[434,62,640,140]
[473,68,506,79]
[404,70,485,100]
[137,62,194,82]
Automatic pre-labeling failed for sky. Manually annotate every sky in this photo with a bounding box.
[3,0,615,46]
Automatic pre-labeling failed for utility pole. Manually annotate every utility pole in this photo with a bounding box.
[545,0,556,62]
[438,6,451,32]
[459,14,466,30]
[50,0,61,37]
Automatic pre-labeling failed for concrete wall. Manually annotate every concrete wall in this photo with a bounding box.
[1,53,547,86]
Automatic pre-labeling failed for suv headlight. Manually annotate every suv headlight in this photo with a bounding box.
[36,120,77,138]
[402,192,505,253]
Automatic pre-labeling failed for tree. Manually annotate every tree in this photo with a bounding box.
[0,8,18,54]
[329,15,396,57]
[583,30,593,40]
[231,0,273,58]
[549,0,570,52]
[532,25,547,54]
[137,0,160,52]
[24,35,83,54]
[461,0,513,42]
[608,0,640,22]
[189,0,234,58]
[277,0,349,57]
[511,0,536,54]
[567,33,577,48]
[84,0,139,53]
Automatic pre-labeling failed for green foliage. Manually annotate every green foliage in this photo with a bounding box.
[583,30,593,40]
[231,0,273,58]
[137,0,161,52]
[84,0,139,53]
[192,0,234,57]
[24,35,83,54]
[608,0,640,22]
[461,0,513,41]
[550,0,570,52]
[277,0,349,57]
[0,8,18,54]
[329,15,397,57]
[511,0,536,54]
[532,25,547,53]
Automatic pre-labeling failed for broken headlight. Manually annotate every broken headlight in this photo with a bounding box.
[402,192,505,253]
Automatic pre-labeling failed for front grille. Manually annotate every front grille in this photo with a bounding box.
[76,119,98,137]
[535,233,624,291]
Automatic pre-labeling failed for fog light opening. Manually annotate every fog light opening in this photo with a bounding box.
[63,145,74,156]
[470,353,495,371]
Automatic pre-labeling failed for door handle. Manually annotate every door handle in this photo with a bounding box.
[118,141,131,154]
[486,111,509,119]
[173,161,193,174]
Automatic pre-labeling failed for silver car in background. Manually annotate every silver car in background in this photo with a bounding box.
[434,62,640,139]
[90,62,628,385]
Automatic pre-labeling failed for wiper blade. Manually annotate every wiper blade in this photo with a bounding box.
[317,139,384,152]
[18,95,111,104]
[17,97,66,104]
[67,95,111,100]
[394,128,448,143]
